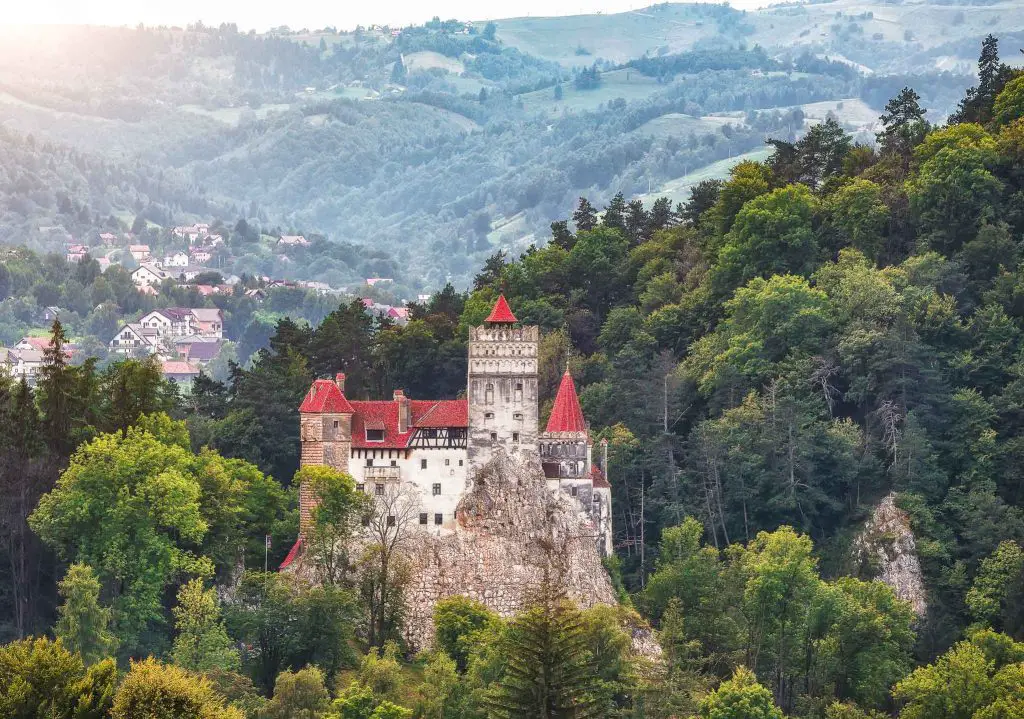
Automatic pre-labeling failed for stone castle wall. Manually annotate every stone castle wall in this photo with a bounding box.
[403,450,617,649]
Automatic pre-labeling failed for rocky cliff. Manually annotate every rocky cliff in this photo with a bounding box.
[853,492,928,617]
[403,449,618,649]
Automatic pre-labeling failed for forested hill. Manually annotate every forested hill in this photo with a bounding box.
[3,37,1024,718]
[1,2,1023,288]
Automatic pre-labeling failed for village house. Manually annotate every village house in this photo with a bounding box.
[190,248,213,264]
[3,348,45,386]
[365,277,393,287]
[162,252,189,268]
[66,244,89,263]
[99,232,118,246]
[43,306,62,322]
[190,308,224,338]
[185,340,223,366]
[138,308,196,338]
[129,244,151,262]
[132,263,168,289]
[108,323,160,356]
[161,360,200,389]
[14,336,77,357]
[277,235,310,248]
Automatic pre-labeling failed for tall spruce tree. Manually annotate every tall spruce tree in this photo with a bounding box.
[572,198,598,232]
[486,564,601,719]
[950,35,1014,125]
[36,319,77,456]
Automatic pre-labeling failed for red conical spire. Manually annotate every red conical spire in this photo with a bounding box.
[546,370,587,433]
[484,294,518,324]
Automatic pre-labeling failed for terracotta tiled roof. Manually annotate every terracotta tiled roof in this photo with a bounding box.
[161,361,199,376]
[299,379,356,414]
[415,399,468,428]
[591,465,610,489]
[484,295,517,324]
[546,370,587,433]
[348,398,468,448]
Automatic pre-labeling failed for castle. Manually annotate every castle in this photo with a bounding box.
[291,295,613,559]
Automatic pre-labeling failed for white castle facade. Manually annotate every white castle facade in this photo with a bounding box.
[292,295,613,558]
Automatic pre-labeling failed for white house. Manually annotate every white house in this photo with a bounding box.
[132,263,168,289]
[278,235,310,247]
[162,252,189,268]
[129,245,151,262]
[108,323,160,356]
[138,308,196,338]
[3,348,45,385]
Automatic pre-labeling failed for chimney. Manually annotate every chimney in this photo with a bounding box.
[335,372,346,394]
[394,389,410,433]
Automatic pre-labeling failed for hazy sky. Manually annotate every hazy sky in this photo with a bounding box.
[1,0,764,32]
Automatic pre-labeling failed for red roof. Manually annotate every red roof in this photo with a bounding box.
[349,398,468,448]
[485,295,517,324]
[299,379,356,414]
[279,537,302,570]
[546,371,587,433]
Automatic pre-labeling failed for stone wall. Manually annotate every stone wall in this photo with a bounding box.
[403,449,617,649]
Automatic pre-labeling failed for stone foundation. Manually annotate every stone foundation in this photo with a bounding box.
[403,450,617,649]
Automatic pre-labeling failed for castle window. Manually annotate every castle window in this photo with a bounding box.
[513,432,520,442]
[513,412,523,421]
[445,458,450,466]
[485,412,494,420]
[485,383,494,404]
[391,460,397,467]
[434,513,443,525]
[515,382,523,391]
[333,420,339,429]
[571,486,578,497]
[366,458,373,468]
[432,483,441,496]
[419,513,428,525]
[514,382,523,402]
[421,458,428,470]
[357,483,365,493]
[490,432,497,441]
[459,459,463,466]
[387,515,396,527]
[366,429,384,442]
[375,483,385,496]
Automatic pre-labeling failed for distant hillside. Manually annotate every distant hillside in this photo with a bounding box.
[485,0,1024,74]
[0,6,1021,288]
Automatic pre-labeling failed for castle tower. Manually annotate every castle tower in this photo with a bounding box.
[298,372,354,534]
[539,369,613,556]
[467,296,539,470]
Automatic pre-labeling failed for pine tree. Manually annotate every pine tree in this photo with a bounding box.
[54,563,119,665]
[36,319,78,456]
[624,199,650,245]
[876,87,929,171]
[602,192,627,232]
[950,35,1014,125]
[572,198,598,232]
[648,197,675,233]
[486,567,601,719]
[550,220,575,251]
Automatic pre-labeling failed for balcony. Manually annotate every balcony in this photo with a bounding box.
[364,466,401,481]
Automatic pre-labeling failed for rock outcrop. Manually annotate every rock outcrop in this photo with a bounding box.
[853,492,927,617]
[403,449,617,649]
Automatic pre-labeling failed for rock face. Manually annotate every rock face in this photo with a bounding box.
[854,493,927,617]
[403,449,618,649]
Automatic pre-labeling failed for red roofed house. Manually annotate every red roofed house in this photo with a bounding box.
[291,295,613,566]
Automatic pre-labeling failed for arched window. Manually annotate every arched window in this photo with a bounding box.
[485,382,494,405]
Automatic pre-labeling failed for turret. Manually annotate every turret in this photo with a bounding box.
[298,372,354,534]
